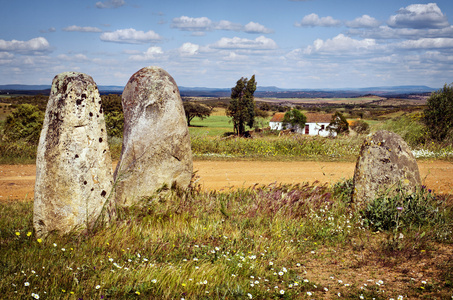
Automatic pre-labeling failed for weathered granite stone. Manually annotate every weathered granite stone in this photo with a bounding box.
[114,66,193,206]
[34,72,114,238]
[352,130,421,205]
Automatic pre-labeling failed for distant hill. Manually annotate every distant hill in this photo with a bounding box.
[0,84,437,98]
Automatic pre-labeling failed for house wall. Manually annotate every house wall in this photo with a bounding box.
[269,121,283,131]
[269,122,336,137]
[307,122,335,137]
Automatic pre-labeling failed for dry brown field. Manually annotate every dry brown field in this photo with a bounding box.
[1,160,451,201]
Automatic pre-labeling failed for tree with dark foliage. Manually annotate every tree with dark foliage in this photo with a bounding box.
[328,111,349,135]
[182,102,212,126]
[282,109,307,131]
[423,83,453,141]
[226,75,257,135]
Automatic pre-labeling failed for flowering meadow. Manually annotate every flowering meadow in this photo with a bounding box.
[1,180,452,299]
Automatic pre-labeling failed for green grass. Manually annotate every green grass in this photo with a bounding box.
[191,135,364,161]
[188,115,271,137]
[189,115,234,136]
[1,181,452,299]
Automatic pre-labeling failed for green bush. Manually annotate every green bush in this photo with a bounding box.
[104,111,124,138]
[362,186,440,232]
[3,104,44,145]
[424,83,453,142]
[350,120,370,134]
[327,111,349,135]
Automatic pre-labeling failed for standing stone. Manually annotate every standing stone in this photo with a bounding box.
[114,66,192,206]
[352,130,421,206]
[34,72,114,238]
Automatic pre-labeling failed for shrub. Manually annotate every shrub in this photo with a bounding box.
[327,111,349,135]
[350,120,370,134]
[361,186,440,232]
[3,104,44,145]
[104,111,124,138]
[423,83,453,142]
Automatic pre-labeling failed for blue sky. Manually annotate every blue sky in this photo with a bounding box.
[1,0,452,89]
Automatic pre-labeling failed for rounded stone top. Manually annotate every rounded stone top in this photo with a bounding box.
[126,66,177,87]
[51,72,96,96]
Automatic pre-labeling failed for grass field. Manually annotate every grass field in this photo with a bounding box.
[189,115,234,136]
[1,181,452,299]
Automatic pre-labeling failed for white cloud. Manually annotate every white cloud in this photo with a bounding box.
[244,22,274,34]
[57,54,89,61]
[0,52,14,59]
[100,28,162,44]
[171,16,212,32]
[304,34,376,54]
[96,0,125,9]
[0,37,51,54]
[171,16,272,34]
[349,25,453,40]
[346,15,381,28]
[387,3,450,29]
[129,46,164,61]
[295,13,341,27]
[214,20,242,31]
[397,38,453,50]
[212,36,277,50]
[179,42,199,56]
[63,25,102,33]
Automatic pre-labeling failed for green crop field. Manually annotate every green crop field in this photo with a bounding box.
[189,115,234,136]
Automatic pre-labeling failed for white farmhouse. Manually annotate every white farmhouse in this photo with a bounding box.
[269,112,335,137]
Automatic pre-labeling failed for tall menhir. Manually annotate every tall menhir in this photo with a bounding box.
[34,72,114,238]
[114,66,193,206]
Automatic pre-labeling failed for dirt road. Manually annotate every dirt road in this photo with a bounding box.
[1,160,452,201]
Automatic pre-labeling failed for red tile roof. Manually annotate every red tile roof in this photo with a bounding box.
[269,113,285,122]
[305,113,332,123]
[270,112,332,123]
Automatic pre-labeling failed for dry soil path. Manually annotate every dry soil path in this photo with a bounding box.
[0,160,452,201]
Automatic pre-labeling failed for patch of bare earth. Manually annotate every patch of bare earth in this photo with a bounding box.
[298,237,453,298]
[1,160,452,200]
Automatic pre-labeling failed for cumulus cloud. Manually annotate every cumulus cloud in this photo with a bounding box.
[348,25,453,40]
[346,15,381,28]
[0,52,14,59]
[179,42,199,56]
[57,54,89,61]
[63,25,102,32]
[387,3,450,29]
[96,0,125,9]
[304,34,376,54]
[223,52,248,61]
[129,47,164,61]
[295,13,341,27]
[171,16,273,34]
[214,20,242,31]
[211,36,277,50]
[244,22,274,34]
[0,37,51,54]
[397,38,453,50]
[171,16,213,32]
[100,28,162,44]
